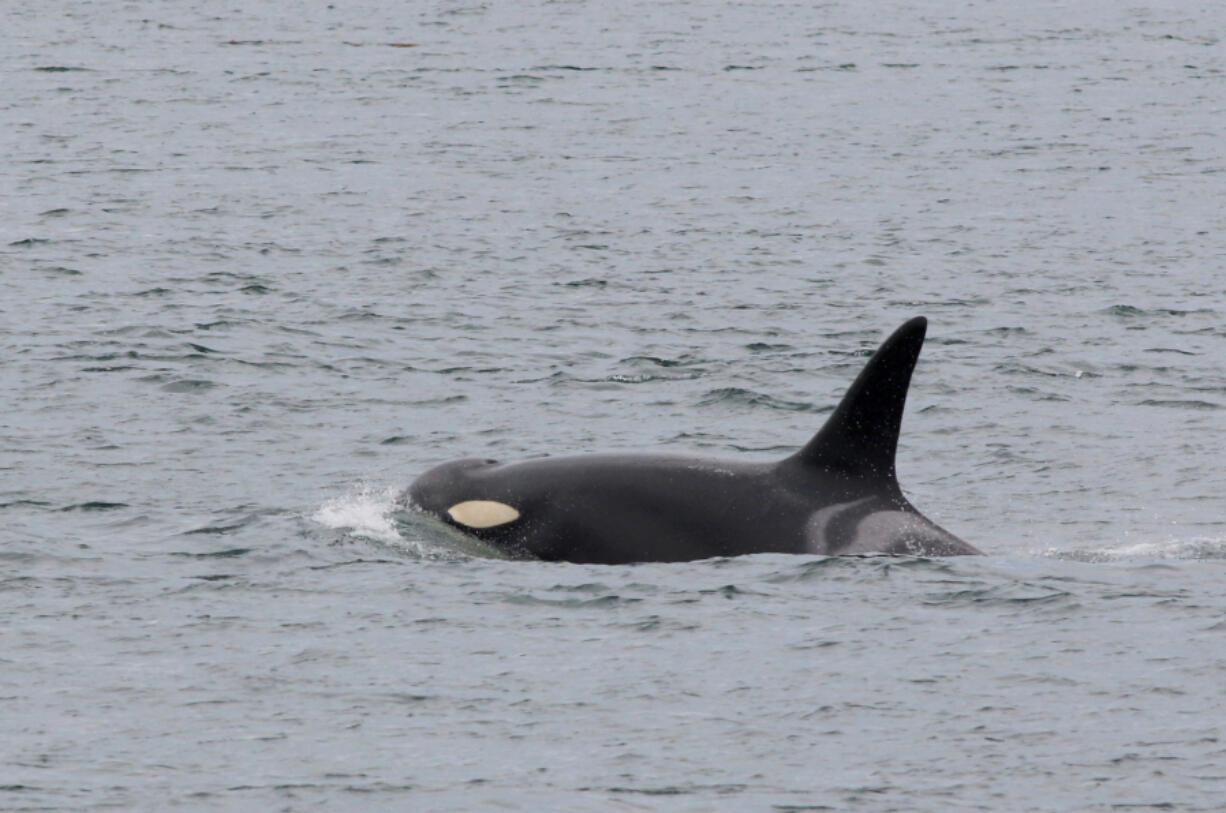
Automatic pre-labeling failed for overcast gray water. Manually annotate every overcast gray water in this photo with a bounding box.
[4,1,1226,810]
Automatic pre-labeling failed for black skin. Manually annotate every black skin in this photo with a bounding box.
[404,317,981,564]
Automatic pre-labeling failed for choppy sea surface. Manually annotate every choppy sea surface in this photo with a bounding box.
[4,1,1226,809]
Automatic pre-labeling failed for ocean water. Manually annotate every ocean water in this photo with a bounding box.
[4,0,1226,809]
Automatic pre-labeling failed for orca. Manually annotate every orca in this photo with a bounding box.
[403,317,980,563]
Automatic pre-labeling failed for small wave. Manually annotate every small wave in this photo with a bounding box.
[60,501,128,512]
[1,500,54,510]
[1042,537,1226,562]
[1136,398,1221,410]
[1103,304,1217,319]
[501,593,642,608]
[764,554,956,583]
[161,379,216,393]
[923,583,1074,608]
[171,547,252,558]
[182,523,248,536]
[698,387,815,412]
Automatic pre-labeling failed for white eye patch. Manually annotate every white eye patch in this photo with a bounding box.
[446,500,520,529]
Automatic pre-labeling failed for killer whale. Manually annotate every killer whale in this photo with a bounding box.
[403,316,980,563]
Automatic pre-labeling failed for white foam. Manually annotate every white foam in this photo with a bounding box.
[312,483,405,545]
[1041,536,1226,562]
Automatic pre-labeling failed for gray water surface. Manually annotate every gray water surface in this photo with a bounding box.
[4,1,1226,810]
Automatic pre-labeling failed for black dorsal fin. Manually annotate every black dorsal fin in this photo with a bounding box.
[788,316,928,482]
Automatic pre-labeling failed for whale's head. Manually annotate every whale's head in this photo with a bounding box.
[404,458,525,534]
